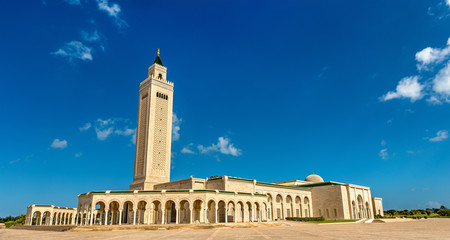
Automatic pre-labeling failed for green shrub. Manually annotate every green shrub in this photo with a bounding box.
[4,221,15,228]
[375,214,383,219]
[285,217,325,222]
[437,209,450,217]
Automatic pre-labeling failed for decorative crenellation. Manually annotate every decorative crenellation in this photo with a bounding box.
[140,76,174,88]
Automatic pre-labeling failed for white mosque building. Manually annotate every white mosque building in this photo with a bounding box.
[25,51,383,226]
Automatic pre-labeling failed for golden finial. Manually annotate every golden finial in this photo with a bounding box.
[157,48,160,56]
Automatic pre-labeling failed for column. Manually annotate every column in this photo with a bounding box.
[243,210,246,222]
[104,210,109,225]
[89,211,94,225]
[175,209,179,224]
[189,208,193,224]
[133,210,137,225]
[161,209,165,224]
[225,208,228,223]
[215,206,218,223]
[147,209,151,225]
[119,210,122,225]
[64,215,67,225]
[204,208,208,223]
[39,215,43,225]
[259,210,261,222]
[250,209,253,222]
[267,209,269,221]
[234,209,237,223]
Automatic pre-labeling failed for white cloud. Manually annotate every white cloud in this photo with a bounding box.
[52,41,93,61]
[415,38,450,70]
[64,0,80,5]
[378,148,388,160]
[95,127,113,141]
[79,122,91,131]
[131,131,136,145]
[429,130,448,142]
[432,61,450,98]
[96,0,128,28]
[9,158,20,164]
[427,95,443,105]
[51,139,68,149]
[75,152,82,158]
[381,76,424,102]
[172,113,181,141]
[198,137,242,156]
[115,128,135,136]
[446,0,450,7]
[81,30,100,42]
[427,201,443,208]
[181,143,195,154]
[82,118,136,143]
[381,140,387,146]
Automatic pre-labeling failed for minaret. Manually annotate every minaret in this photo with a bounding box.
[129,49,174,190]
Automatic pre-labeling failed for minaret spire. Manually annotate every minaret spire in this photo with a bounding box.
[153,48,164,66]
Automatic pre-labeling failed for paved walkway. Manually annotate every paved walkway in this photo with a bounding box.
[1,218,448,239]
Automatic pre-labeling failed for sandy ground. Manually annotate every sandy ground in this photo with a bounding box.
[0,218,448,240]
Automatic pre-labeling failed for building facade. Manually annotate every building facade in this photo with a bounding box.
[25,51,383,226]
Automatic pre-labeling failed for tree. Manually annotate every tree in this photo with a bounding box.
[15,214,26,225]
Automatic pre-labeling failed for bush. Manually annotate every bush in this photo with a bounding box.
[375,214,383,219]
[437,209,450,217]
[4,221,15,228]
[285,217,325,222]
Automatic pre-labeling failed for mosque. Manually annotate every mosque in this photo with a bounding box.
[25,51,384,226]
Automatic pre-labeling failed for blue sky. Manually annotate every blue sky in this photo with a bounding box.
[1,0,450,216]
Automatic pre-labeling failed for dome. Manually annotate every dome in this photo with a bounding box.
[305,173,324,183]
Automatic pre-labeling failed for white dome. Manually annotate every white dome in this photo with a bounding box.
[305,173,324,183]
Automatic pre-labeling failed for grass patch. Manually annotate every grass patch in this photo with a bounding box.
[309,219,358,224]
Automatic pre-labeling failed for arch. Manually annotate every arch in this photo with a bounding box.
[108,201,120,225]
[122,200,135,224]
[352,201,357,219]
[165,200,177,224]
[179,200,191,224]
[304,196,310,217]
[295,196,302,217]
[365,202,371,218]
[227,201,235,223]
[261,202,268,221]
[151,200,163,224]
[217,200,226,223]
[192,199,203,223]
[285,195,293,218]
[236,201,244,222]
[245,201,253,222]
[137,200,147,224]
[41,211,50,225]
[275,194,284,219]
[207,199,217,223]
[267,194,273,221]
[357,195,363,219]
[254,202,261,222]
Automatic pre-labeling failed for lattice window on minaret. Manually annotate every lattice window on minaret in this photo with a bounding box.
[137,94,148,177]
[152,95,168,172]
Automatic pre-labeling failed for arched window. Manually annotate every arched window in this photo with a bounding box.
[158,74,162,79]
